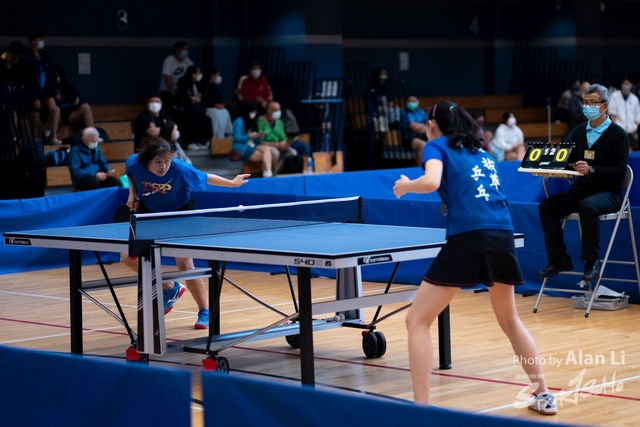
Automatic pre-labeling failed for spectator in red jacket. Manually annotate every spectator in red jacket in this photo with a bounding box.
[239,61,272,109]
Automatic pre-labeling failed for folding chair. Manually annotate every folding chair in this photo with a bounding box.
[533,165,640,317]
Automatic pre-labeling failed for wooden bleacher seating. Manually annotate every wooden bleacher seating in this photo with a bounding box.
[417,95,523,110]
[484,107,549,124]
[44,141,134,187]
[56,104,143,142]
[209,137,233,156]
[241,151,344,175]
[46,162,127,188]
[519,122,569,142]
[46,104,143,188]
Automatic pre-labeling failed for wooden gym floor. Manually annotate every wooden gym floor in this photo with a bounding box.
[1,262,638,426]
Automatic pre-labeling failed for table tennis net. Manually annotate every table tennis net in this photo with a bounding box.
[130,196,363,241]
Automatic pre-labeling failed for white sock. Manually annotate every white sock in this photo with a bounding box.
[44,130,51,137]
[263,170,273,178]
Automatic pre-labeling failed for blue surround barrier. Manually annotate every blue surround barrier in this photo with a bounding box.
[0,345,191,427]
[202,372,579,427]
[2,155,640,302]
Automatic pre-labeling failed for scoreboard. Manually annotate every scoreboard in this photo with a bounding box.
[520,142,575,170]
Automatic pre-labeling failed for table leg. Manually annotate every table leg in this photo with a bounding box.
[438,305,452,369]
[297,267,315,386]
[69,249,82,354]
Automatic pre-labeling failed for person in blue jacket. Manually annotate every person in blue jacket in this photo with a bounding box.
[392,101,557,415]
[67,127,121,191]
[123,136,249,329]
[232,100,277,177]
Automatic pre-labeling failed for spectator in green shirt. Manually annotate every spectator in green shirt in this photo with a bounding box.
[257,101,297,172]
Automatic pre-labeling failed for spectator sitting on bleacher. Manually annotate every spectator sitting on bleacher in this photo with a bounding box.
[0,41,26,115]
[239,61,272,110]
[175,65,213,150]
[0,41,25,88]
[159,120,192,165]
[368,67,401,132]
[134,94,172,152]
[23,28,61,145]
[490,111,525,161]
[159,41,193,107]
[67,127,122,191]
[232,100,278,177]
[400,95,428,165]
[54,65,94,129]
[257,101,300,172]
[568,81,589,132]
[555,79,580,122]
[201,67,232,138]
[472,112,494,158]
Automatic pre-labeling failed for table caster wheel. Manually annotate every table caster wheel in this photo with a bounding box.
[362,331,379,359]
[203,356,230,373]
[285,334,301,349]
[374,331,386,358]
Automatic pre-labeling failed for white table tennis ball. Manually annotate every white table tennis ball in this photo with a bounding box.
[238,205,245,212]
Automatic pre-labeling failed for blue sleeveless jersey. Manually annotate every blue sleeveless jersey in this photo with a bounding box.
[422,136,513,237]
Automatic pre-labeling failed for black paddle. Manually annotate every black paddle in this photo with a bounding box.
[439,201,448,216]
[113,204,134,223]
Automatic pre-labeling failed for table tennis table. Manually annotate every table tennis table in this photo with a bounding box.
[4,197,524,386]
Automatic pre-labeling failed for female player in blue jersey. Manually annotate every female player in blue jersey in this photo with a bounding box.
[124,137,249,329]
[393,101,557,415]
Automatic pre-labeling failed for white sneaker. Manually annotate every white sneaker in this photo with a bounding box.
[187,143,204,150]
[262,170,273,178]
[528,392,557,415]
[51,137,62,145]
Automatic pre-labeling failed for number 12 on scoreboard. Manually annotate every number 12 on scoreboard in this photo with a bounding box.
[520,142,574,170]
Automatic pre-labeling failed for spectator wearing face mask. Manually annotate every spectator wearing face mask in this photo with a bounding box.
[67,127,122,191]
[159,120,192,165]
[400,95,428,165]
[23,28,61,144]
[175,65,213,149]
[608,77,640,152]
[257,101,298,172]
[232,101,277,177]
[134,94,172,152]
[159,42,193,100]
[490,111,525,161]
[239,61,272,109]
[201,67,233,138]
[54,65,94,129]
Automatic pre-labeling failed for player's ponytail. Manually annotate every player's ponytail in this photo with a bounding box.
[428,101,482,152]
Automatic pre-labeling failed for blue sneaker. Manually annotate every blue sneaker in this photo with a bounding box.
[195,308,209,329]
[163,282,185,315]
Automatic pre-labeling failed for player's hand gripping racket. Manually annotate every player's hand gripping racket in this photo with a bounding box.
[113,203,136,223]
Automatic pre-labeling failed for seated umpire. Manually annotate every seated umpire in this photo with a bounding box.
[538,84,629,281]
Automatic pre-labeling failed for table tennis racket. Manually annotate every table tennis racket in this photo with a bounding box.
[113,204,134,223]
[439,201,448,216]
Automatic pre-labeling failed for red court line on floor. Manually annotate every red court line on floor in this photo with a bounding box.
[0,317,179,342]
[231,345,640,403]
[3,316,638,403]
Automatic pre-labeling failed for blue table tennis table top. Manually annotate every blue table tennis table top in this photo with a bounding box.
[5,222,524,269]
